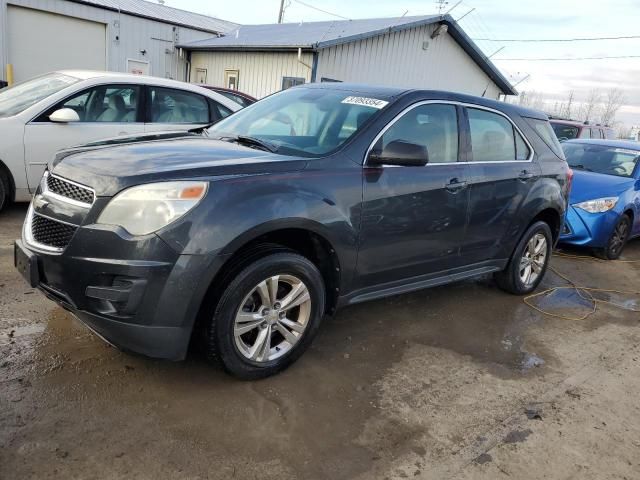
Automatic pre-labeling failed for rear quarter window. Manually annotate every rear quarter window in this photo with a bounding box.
[524,117,565,159]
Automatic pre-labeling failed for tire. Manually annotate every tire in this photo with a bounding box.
[595,214,631,260]
[205,251,325,380]
[494,221,553,295]
[0,171,8,213]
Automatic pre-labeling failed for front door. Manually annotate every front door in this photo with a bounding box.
[461,106,540,265]
[356,103,470,289]
[24,84,144,190]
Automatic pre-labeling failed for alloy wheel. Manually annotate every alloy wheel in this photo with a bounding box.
[609,219,629,257]
[234,274,312,363]
[519,233,548,287]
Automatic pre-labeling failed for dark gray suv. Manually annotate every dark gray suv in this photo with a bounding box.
[15,84,570,379]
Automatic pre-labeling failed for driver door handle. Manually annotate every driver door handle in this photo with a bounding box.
[445,178,468,193]
[518,170,536,181]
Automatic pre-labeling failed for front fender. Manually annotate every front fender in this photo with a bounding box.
[158,167,363,285]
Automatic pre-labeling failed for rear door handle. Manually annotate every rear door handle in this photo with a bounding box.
[518,170,535,181]
[445,178,468,193]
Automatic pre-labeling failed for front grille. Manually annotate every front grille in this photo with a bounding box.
[46,174,94,205]
[31,214,77,249]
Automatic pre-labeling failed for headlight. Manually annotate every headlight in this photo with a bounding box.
[97,181,208,235]
[574,197,618,213]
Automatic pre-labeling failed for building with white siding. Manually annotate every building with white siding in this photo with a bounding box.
[0,0,236,85]
[181,15,516,100]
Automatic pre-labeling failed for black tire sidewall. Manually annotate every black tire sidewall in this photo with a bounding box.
[0,173,7,212]
[507,221,553,294]
[211,253,325,379]
[604,215,631,260]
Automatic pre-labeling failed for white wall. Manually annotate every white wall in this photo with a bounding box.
[190,50,314,99]
[0,0,216,82]
[315,23,502,99]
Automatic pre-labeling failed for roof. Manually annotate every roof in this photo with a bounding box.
[550,119,613,129]
[179,15,516,95]
[565,139,639,149]
[68,0,238,34]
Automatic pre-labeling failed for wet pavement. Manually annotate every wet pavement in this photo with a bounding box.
[1,203,640,479]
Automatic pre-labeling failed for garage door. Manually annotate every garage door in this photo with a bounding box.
[7,6,106,83]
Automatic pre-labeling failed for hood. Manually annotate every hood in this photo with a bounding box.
[569,169,635,204]
[53,136,308,196]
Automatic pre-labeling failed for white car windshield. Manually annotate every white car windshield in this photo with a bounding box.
[0,72,80,118]
[207,87,387,157]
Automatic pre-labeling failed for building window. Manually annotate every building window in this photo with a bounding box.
[224,69,239,90]
[282,77,305,90]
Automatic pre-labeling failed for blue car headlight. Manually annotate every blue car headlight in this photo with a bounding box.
[574,197,618,213]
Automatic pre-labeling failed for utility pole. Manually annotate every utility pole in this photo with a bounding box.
[278,0,285,23]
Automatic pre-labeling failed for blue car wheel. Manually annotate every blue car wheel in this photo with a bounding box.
[596,214,631,260]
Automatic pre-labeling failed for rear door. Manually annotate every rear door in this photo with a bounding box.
[23,83,145,190]
[356,102,470,288]
[144,86,231,134]
[460,107,540,265]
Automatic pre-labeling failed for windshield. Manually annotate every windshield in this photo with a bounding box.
[0,73,80,118]
[551,123,579,141]
[207,87,387,157]
[562,143,640,177]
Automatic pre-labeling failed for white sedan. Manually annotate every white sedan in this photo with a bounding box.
[0,70,241,210]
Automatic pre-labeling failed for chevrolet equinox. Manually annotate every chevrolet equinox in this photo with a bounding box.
[15,84,570,379]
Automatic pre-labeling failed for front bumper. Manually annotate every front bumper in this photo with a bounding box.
[15,225,225,361]
[560,205,619,248]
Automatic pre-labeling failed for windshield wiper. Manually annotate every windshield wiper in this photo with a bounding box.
[571,164,593,172]
[217,135,279,153]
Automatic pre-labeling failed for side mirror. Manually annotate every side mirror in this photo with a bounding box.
[367,140,429,167]
[49,108,80,123]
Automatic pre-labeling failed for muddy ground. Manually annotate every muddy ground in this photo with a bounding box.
[1,203,639,480]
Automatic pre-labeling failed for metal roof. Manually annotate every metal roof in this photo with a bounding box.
[69,0,238,33]
[179,15,516,95]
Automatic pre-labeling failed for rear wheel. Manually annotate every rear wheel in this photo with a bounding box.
[595,214,631,260]
[495,221,552,295]
[205,251,325,380]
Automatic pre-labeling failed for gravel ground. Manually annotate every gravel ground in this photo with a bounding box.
[1,202,639,480]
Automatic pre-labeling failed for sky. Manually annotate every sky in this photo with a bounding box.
[170,0,640,127]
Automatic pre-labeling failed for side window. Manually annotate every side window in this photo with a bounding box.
[515,129,531,160]
[578,127,591,138]
[377,103,459,164]
[468,108,516,162]
[37,85,140,122]
[208,99,233,122]
[149,87,209,124]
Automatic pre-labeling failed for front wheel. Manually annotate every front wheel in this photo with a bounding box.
[0,171,8,212]
[495,221,552,295]
[205,251,325,380]
[595,214,631,260]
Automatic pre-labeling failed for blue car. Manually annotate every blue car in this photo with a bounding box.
[560,139,640,259]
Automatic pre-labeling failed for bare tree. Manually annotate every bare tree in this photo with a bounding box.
[599,88,625,126]
[579,89,601,123]
[563,90,575,119]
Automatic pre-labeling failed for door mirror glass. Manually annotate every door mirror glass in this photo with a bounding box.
[368,140,429,167]
[49,108,80,123]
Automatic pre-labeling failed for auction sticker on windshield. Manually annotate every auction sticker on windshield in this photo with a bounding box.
[341,96,389,109]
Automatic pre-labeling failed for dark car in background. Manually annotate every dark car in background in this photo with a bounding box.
[550,118,615,142]
[14,84,570,379]
[560,139,640,259]
[199,85,257,108]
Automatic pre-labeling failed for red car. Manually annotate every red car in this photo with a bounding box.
[550,118,615,141]
[198,85,257,108]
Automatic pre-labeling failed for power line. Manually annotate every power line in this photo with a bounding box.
[494,55,640,61]
[291,0,350,20]
[474,35,640,42]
